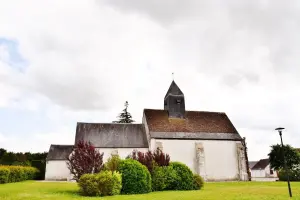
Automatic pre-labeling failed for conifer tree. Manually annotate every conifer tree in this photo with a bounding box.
[113,101,135,123]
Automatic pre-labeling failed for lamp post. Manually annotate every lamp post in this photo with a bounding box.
[275,127,292,197]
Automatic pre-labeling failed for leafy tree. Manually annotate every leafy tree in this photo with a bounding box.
[66,140,104,181]
[113,101,134,123]
[0,148,7,159]
[268,144,300,170]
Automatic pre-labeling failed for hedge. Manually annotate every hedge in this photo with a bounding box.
[118,159,152,194]
[78,171,122,196]
[278,168,300,181]
[0,165,39,184]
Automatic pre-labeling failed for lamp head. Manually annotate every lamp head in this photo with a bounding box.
[275,127,285,131]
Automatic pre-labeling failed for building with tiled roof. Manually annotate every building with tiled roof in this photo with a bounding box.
[250,158,279,181]
[45,81,249,181]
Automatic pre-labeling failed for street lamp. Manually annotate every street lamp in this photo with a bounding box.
[275,127,292,197]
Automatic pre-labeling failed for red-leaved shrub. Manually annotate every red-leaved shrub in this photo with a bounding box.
[128,148,170,173]
[67,140,104,181]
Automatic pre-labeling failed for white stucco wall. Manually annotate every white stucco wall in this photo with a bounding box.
[45,160,71,181]
[45,148,148,181]
[96,148,148,162]
[150,139,242,181]
[251,164,278,178]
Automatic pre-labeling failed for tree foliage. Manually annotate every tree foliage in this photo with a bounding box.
[268,144,300,170]
[66,140,104,181]
[0,148,47,180]
[113,101,134,123]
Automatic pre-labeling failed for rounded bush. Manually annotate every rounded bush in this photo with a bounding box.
[78,171,122,197]
[118,159,152,194]
[152,166,178,191]
[0,167,10,184]
[192,174,204,190]
[78,174,99,196]
[169,162,194,190]
[96,171,122,196]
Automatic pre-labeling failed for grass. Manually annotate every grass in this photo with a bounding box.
[0,181,299,200]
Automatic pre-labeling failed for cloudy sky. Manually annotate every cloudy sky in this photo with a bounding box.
[0,0,300,161]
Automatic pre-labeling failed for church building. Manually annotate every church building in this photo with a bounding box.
[45,81,249,181]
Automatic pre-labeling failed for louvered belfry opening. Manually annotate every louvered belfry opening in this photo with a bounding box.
[164,81,185,119]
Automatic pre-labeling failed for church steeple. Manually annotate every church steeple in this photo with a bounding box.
[164,81,185,119]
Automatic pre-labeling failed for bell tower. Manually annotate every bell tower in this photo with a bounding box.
[164,81,185,118]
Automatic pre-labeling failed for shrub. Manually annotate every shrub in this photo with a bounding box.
[78,174,99,196]
[128,148,170,173]
[8,166,25,182]
[67,140,104,181]
[192,174,204,190]
[78,171,122,197]
[104,154,121,172]
[0,167,10,184]
[0,165,38,184]
[129,150,155,173]
[118,159,152,194]
[153,148,170,167]
[31,160,46,180]
[278,167,300,181]
[169,162,194,190]
[152,166,178,191]
[96,171,122,196]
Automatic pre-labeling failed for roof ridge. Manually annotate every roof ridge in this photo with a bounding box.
[143,108,226,114]
[50,144,73,147]
[77,122,143,125]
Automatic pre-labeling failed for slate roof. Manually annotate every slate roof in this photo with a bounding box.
[46,145,73,161]
[249,161,258,169]
[144,109,241,140]
[164,81,184,99]
[75,123,149,148]
[251,158,270,170]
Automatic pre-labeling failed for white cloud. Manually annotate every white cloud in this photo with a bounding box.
[0,0,299,160]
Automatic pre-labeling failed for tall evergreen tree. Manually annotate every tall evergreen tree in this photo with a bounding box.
[113,101,135,123]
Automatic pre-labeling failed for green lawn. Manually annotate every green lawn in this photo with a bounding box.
[0,181,299,200]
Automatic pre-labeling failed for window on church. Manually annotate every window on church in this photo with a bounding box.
[270,169,273,175]
[176,99,181,104]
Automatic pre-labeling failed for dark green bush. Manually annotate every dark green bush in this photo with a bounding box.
[169,162,194,190]
[78,174,99,196]
[192,174,204,190]
[104,154,121,172]
[278,168,300,181]
[152,166,178,191]
[0,166,38,184]
[0,167,10,183]
[31,160,46,180]
[118,159,152,194]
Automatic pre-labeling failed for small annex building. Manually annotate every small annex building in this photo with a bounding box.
[45,81,249,181]
[250,158,278,181]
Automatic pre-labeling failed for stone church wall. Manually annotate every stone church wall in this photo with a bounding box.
[151,139,247,181]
